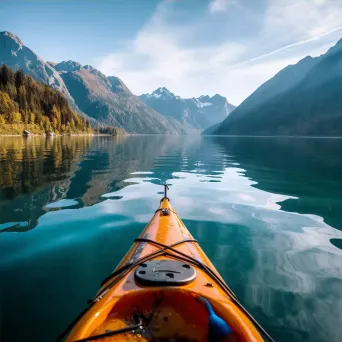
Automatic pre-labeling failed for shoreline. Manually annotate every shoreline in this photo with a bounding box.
[0,134,123,137]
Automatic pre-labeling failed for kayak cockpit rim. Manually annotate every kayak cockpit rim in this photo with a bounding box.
[57,186,274,342]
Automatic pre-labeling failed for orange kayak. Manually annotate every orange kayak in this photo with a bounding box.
[60,186,272,342]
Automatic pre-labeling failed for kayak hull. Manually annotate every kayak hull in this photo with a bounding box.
[66,199,264,342]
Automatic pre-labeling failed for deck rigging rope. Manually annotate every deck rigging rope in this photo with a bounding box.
[57,230,274,342]
[73,317,143,342]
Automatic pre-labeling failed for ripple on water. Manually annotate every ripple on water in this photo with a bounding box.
[45,199,79,209]
[1,136,342,342]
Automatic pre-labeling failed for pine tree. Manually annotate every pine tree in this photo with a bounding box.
[15,70,25,89]
[0,64,92,134]
[0,65,10,86]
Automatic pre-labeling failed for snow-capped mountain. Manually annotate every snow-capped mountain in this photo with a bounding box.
[53,62,189,133]
[0,31,190,134]
[140,87,235,130]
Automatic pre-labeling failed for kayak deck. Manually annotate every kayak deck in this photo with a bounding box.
[64,199,267,342]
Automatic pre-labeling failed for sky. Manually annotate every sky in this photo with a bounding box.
[1,0,342,105]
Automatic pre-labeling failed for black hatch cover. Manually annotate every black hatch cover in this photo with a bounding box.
[135,260,196,286]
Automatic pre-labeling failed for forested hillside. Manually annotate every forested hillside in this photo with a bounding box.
[0,65,92,134]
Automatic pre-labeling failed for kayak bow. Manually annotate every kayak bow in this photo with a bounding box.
[60,185,272,342]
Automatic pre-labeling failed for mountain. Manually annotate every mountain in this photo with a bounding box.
[54,62,189,134]
[0,31,190,134]
[0,65,92,134]
[140,87,235,130]
[0,31,78,110]
[201,122,221,135]
[208,38,342,136]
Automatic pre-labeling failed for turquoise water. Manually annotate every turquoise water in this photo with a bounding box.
[1,135,342,342]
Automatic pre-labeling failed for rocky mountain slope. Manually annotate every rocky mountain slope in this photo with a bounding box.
[207,38,342,136]
[140,87,235,130]
[0,65,92,134]
[55,62,189,134]
[0,31,79,109]
[0,31,190,134]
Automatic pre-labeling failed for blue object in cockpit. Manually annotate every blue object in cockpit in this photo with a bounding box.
[201,297,233,341]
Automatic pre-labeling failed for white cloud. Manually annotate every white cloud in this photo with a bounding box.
[98,1,245,97]
[263,0,342,38]
[207,25,342,76]
[97,0,342,105]
[209,0,232,13]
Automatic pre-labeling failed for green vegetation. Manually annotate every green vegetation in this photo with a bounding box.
[0,136,93,200]
[95,126,126,135]
[0,65,93,135]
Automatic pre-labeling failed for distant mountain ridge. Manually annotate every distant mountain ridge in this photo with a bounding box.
[206,37,342,136]
[140,87,235,130]
[54,61,189,134]
[0,31,76,107]
[0,31,190,134]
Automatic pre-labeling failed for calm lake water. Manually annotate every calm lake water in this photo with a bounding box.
[1,135,342,342]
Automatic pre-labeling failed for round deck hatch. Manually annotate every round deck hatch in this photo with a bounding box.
[135,260,196,286]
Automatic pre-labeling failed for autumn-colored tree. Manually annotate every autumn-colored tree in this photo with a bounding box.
[70,118,76,131]
[0,65,93,135]
[12,112,22,124]
[52,117,58,131]
[50,105,61,131]
[0,91,16,122]
[30,112,35,124]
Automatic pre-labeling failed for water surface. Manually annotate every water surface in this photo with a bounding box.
[1,135,342,342]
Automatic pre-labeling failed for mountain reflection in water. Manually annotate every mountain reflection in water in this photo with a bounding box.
[0,135,342,342]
